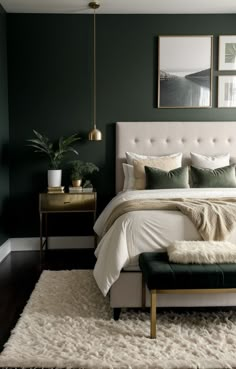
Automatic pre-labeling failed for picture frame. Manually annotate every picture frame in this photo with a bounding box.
[158,35,213,108]
[218,35,236,71]
[218,75,236,107]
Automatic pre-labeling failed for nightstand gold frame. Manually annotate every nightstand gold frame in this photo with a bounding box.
[39,192,97,261]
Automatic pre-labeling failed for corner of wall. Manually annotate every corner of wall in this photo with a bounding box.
[0,238,11,263]
[0,4,6,14]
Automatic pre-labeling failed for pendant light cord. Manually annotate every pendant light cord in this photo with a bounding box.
[93,7,96,130]
[88,1,102,140]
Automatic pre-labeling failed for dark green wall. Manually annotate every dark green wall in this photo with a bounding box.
[6,14,236,237]
[0,5,9,244]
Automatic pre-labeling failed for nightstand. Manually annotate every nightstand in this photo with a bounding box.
[39,192,97,260]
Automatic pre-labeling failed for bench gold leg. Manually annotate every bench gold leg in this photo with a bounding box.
[142,274,146,308]
[151,289,157,339]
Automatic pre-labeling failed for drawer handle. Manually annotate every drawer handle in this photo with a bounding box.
[64,201,71,204]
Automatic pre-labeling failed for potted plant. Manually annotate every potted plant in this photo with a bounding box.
[27,130,80,187]
[70,160,99,187]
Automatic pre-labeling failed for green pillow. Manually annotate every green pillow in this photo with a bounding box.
[191,164,236,188]
[145,166,189,189]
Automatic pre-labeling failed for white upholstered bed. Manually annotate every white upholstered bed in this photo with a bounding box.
[93,121,236,314]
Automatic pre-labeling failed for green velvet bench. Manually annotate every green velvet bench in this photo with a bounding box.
[139,252,236,339]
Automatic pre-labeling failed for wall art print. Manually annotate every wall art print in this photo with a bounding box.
[158,36,213,108]
[219,35,236,71]
[218,75,236,107]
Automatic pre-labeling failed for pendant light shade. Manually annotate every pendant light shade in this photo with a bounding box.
[88,127,102,141]
[88,1,102,141]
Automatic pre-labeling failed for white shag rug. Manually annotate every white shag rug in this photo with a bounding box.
[1,271,236,369]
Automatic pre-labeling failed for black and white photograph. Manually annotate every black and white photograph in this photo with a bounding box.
[158,36,213,108]
[219,35,236,71]
[218,75,236,107]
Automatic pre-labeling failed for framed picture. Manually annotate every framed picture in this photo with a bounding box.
[219,35,236,71]
[158,35,213,108]
[218,75,236,107]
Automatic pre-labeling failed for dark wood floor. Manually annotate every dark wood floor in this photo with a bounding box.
[0,249,96,353]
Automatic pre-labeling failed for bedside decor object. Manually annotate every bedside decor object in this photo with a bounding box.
[71,179,82,188]
[27,130,80,187]
[219,35,236,71]
[218,75,236,107]
[47,186,65,194]
[70,160,99,187]
[68,186,83,193]
[83,188,94,192]
[88,1,102,141]
[83,179,93,191]
[158,35,213,108]
[48,169,62,188]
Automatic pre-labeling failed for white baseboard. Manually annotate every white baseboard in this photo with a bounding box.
[10,236,94,251]
[0,239,11,263]
[0,236,94,262]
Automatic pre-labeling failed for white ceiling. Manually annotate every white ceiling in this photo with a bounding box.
[1,0,236,14]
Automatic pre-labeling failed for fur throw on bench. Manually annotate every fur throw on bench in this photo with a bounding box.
[167,240,236,264]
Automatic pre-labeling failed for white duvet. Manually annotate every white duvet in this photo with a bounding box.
[93,188,236,296]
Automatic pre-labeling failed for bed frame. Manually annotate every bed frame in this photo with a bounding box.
[111,121,236,315]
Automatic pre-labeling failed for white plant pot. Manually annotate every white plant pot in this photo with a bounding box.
[48,169,62,187]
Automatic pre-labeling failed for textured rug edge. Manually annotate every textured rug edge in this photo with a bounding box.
[1,355,236,369]
[1,270,236,369]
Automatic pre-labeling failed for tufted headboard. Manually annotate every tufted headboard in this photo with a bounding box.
[116,121,236,193]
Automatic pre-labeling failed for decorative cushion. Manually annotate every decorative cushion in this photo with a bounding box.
[126,152,182,166]
[122,163,135,191]
[126,152,164,165]
[191,164,236,188]
[145,166,189,189]
[133,153,182,190]
[190,152,230,169]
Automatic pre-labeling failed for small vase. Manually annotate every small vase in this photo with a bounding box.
[72,179,82,187]
[48,169,62,187]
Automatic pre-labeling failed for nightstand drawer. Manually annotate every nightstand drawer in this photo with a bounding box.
[39,193,96,212]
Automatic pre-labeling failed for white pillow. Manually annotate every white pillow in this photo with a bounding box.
[122,163,135,191]
[126,151,182,165]
[190,152,230,169]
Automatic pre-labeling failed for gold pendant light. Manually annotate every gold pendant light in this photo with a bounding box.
[88,1,102,141]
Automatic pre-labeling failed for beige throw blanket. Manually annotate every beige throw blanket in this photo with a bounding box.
[103,198,236,241]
